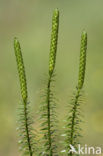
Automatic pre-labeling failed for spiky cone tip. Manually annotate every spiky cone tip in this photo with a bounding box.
[49,8,59,76]
[14,37,28,101]
[78,30,87,90]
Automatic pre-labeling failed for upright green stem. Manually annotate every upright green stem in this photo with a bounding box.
[47,8,59,155]
[40,9,59,156]
[14,38,33,156]
[47,76,52,155]
[66,31,87,155]
[70,91,79,143]
[24,99,33,156]
[69,90,80,156]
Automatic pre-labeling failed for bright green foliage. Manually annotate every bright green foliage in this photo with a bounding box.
[14,38,35,156]
[17,102,35,156]
[78,31,87,90]
[49,9,59,76]
[13,9,88,156]
[39,75,58,156]
[40,9,59,156]
[65,89,82,156]
[65,31,87,156]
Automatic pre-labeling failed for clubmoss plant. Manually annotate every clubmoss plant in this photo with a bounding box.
[13,8,88,156]
[65,31,87,156]
[39,9,59,156]
[14,38,35,156]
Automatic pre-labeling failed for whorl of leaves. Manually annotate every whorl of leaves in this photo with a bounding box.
[65,89,82,156]
[14,38,36,156]
[17,101,36,156]
[39,9,59,156]
[64,31,87,156]
[39,73,58,156]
